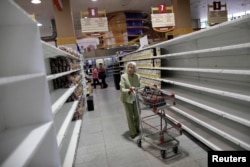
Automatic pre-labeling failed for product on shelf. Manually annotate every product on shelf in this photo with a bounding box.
[65,84,83,103]
[66,93,79,102]
[74,84,83,97]
[141,78,161,88]
[50,56,71,74]
[67,72,82,85]
[72,97,85,121]
[58,45,81,58]
[52,71,82,89]
[120,47,163,89]
[153,59,161,67]
[70,59,81,70]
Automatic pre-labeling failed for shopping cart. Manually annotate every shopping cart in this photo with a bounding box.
[132,86,182,159]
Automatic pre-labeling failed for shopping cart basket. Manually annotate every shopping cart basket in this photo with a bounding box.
[132,86,182,159]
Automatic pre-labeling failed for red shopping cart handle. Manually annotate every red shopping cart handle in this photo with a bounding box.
[170,93,175,98]
[177,123,182,128]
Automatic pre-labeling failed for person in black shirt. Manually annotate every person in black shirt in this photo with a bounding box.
[98,63,108,88]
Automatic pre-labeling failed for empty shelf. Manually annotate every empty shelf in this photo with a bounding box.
[139,67,250,75]
[62,120,82,167]
[42,41,80,60]
[162,87,250,127]
[122,43,250,61]
[56,101,79,147]
[143,17,250,49]
[161,77,250,102]
[169,105,250,150]
[47,69,80,81]
[159,43,250,59]
[0,73,45,86]
[164,109,245,151]
[50,85,78,115]
[0,122,53,167]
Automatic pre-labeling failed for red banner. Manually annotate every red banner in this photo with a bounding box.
[88,8,99,17]
[53,0,63,11]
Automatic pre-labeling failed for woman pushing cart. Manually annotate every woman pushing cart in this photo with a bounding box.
[132,85,182,159]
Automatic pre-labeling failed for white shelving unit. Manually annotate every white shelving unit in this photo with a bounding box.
[120,16,250,151]
[0,0,60,166]
[0,1,86,166]
[42,41,85,166]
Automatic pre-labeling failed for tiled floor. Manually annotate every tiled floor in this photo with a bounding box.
[75,80,208,167]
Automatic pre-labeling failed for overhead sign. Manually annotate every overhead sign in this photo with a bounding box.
[207,2,228,26]
[81,17,109,33]
[151,5,175,32]
[151,13,175,27]
[80,9,108,33]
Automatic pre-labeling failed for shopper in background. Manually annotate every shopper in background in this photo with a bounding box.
[92,64,101,89]
[98,63,108,88]
[120,62,141,139]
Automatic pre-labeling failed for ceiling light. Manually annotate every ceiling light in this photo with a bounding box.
[31,0,41,4]
[37,23,42,26]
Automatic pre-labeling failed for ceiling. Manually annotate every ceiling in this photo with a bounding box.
[14,0,250,39]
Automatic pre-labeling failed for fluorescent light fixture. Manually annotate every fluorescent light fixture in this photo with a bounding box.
[31,0,41,4]
[37,23,42,26]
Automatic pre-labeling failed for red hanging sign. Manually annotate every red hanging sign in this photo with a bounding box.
[88,8,99,17]
[53,0,63,11]
[158,4,167,13]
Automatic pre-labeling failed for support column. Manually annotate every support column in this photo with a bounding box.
[171,0,193,36]
[53,0,76,46]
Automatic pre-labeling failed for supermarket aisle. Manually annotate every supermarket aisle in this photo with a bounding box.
[74,80,208,167]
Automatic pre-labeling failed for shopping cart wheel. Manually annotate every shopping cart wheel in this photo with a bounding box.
[160,150,166,159]
[137,139,142,148]
[173,146,178,154]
